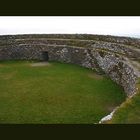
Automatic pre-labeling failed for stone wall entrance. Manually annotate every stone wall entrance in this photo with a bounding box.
[42,51,49,61]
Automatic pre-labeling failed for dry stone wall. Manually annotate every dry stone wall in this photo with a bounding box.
[0,34,140,97]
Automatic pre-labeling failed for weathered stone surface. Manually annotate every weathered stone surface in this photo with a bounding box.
[0,34,139,97]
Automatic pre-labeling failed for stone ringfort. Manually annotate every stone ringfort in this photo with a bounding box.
[0,34,140,97]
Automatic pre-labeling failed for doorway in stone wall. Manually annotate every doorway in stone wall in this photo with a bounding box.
[42,51,49,61]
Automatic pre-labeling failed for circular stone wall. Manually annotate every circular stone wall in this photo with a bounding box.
[0,34,140,97]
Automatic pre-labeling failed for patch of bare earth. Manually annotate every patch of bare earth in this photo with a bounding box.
[31,62,51,67]
[0,64,4,67]
[1,72,17,80]
[88,72,104,80]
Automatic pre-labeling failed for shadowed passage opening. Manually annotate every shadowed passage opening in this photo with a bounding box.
[42,51,49,61]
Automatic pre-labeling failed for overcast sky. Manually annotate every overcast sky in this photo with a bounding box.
[0,16,140,38]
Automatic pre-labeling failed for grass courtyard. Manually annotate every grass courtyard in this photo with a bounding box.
[0,61,126,124]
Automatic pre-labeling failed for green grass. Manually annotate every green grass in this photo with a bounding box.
[107,80,140,124]
[0,60,126,124]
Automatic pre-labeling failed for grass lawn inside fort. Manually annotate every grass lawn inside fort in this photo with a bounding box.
[0,60,126,124]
